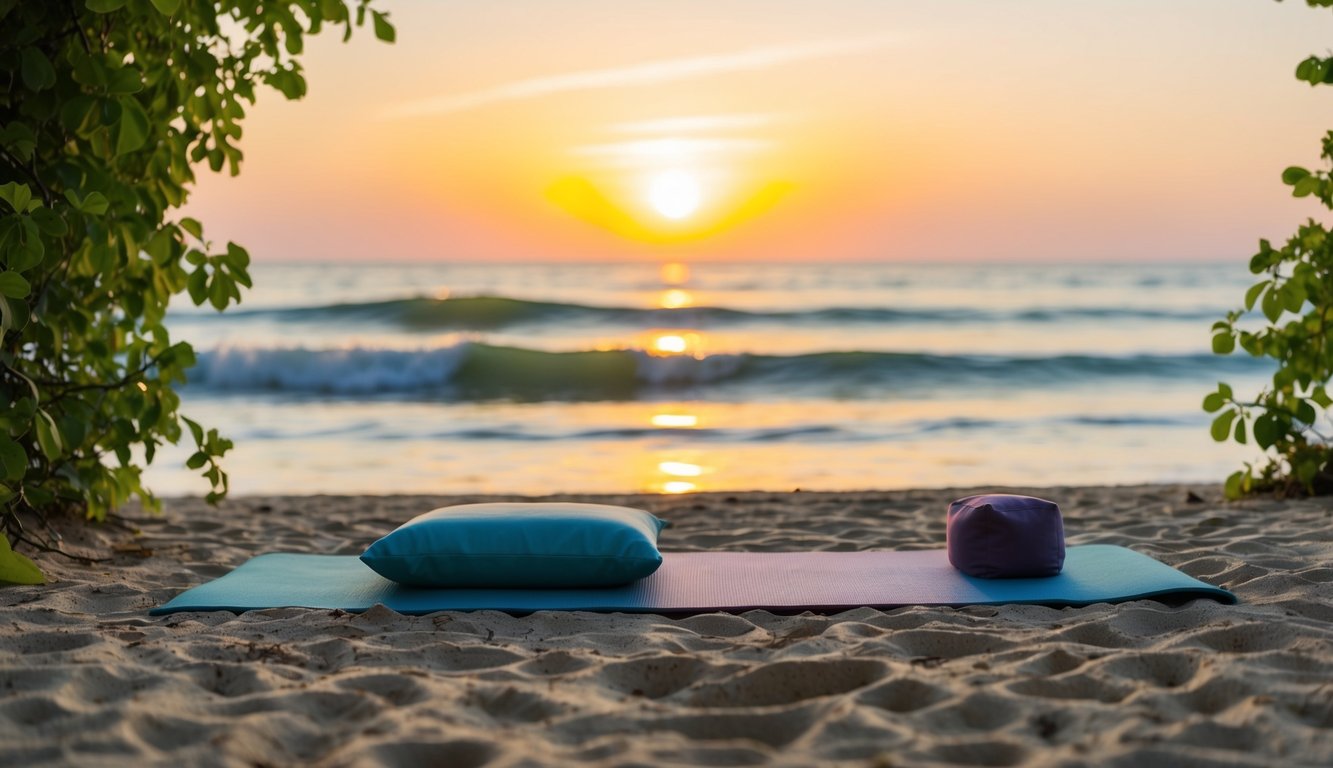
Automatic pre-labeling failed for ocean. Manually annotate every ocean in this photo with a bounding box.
[146,261,1269,497]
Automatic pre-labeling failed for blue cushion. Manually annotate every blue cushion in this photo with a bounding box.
[360,503,667,588]
[947,494,1065,578]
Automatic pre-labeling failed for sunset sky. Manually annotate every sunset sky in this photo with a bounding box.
[185,0,1333,263]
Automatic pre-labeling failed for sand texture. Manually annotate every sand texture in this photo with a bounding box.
[1,485,1331,767]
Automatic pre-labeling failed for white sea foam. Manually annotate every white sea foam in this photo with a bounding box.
[193,344,474,395]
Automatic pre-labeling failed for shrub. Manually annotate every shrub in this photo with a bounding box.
[0,0,393,582]
[1207,1,1333,498]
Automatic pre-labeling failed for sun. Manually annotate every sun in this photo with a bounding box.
[647,170,701,220]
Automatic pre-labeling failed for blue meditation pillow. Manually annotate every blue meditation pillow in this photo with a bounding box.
[946,494,1065,578]
[360,502,668,588]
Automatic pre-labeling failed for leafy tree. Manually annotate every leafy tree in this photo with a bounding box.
[1207,0,1333,498]
[0,0,393,582]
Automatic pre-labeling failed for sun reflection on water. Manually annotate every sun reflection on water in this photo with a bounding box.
[660,262,690,285]
[653,334,689,354]
[652,455,709,493]
[651,413,699,428]
[658,461,703,477]
[659,288,694,308]
[643,261,709,494]
[647,331,706,357]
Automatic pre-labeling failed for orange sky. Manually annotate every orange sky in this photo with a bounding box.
[184,0,1333,263]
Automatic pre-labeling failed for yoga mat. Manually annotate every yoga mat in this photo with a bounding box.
[151,545,1235,616]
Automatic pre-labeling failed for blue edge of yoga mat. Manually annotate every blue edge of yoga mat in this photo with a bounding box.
[151,545,1235,616]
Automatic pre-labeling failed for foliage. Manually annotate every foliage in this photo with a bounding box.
[1207,0,1333,498]
[0,0,393,581]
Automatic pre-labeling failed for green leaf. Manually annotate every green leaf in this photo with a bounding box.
[372,10,396,42]
[1253,414,1281,450]
[30,208,67,237]
[1234,417,1247,445]
[1250,242,1275,273]
[225,242,251,269]
[20,47,56,92]
[1292,177,1319,198]
[116,97,151,155]
[163,341,196,371]
[69,190,109,216]
[0,295,12,339]
[11,219,43,271]
[140,401,161,430]
[0,535,44,586]
[149,0,181,14]
[107,67,144,96]
[0,182,32,214]
[185,451,209,470]
[145,229,175,265]
[0,294,28,337]
[208,274,229,310]
[183,416,204,445]
[1280,281,1306,313]
[1314,59,1332,86]
[1261,288,1283,323]
[1296,400,1317,425]
[2,399,36,431]
[1244,281,1267,311]
[1210,410,1236,443]
[1281,166,1311,185]
[0,221,15,257]
[266,68,307,100]
[1202,392,1226,413]
[86,0,127,12]
[0,437,26,482]
[180,217,204,241]
[35,411,62,461]
[1296,457,1320,489]
[1312,386,1332,408]
[1296,57,1316,82]
[1223,470,1245,500]
[104,96,126,128]
[187,267,208,305]
[0,272,31,299]
[1211,331,1235,355]
[0,123,36,162]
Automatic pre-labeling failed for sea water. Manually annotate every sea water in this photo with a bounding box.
[146,261,1270,496]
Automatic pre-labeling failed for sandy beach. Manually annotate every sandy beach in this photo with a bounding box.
[1,484,1330,767]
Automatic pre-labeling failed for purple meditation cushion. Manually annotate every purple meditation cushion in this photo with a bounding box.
[946,494,1065,578]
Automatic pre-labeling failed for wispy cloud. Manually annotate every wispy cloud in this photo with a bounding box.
[384,35,898,120]
[572,138,774,158]
[570,137,775,168]
[610,114,783,135]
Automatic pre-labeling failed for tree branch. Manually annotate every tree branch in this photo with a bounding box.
[0,147,53,207]
[32,349,166,403]
[15,532,111,563]
[63,0,93,54]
